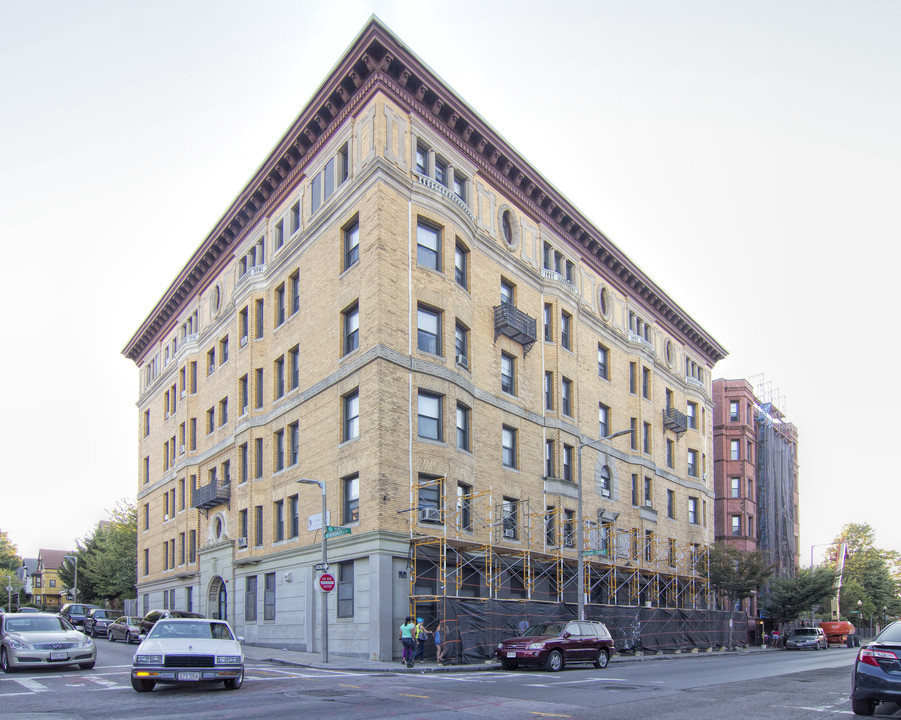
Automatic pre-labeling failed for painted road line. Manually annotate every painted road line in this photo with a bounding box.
[13,678,49,693]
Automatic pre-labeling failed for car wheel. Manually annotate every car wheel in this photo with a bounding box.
[851,698,876,716]
[500,660,519,671]
[223,671,244,690]
[1,647,15,673]
[131,677,155,692]
[593,649,610,669]
[543,649,564,672]
[79,661,95,670]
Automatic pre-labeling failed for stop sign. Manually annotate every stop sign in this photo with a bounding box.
[318,573,335,592]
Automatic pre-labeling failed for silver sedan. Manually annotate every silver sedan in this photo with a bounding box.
[1,612,96,672]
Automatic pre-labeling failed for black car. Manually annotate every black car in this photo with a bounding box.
[59,603,100,628]
[83,608,119,638]
[138,609,204,636]
[851,621,901,715]
[496,620,615,671]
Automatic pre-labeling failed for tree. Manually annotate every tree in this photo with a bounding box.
[829,523,901,623]
[58,500,137,605]
[0,529,21,572]
[764,567,837,627]
[708,541,774,609]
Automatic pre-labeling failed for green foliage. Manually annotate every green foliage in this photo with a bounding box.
[708,541,774,607]
[763,567,837,627]
[0,530,21,572]
[58,500,137,605]
[831,523,901,623]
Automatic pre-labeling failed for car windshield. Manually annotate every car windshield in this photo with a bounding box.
[94,610,116,619]
[6,616,69,633]
[521,623,565,637]
[792,629,816,636]
[151,621,234,640]
[875,623,901,644]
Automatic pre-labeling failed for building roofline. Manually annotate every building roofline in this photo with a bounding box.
[123,17,726,365]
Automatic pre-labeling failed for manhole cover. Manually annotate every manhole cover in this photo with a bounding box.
[302,689,352,698]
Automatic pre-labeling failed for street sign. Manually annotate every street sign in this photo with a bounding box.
[314,562,330,572]
[325,527,351,539]
[318,573,335,592]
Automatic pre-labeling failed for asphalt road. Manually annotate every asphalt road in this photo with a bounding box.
[0,641,885,720]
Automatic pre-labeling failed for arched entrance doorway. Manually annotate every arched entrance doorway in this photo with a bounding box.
[208,576,226,620]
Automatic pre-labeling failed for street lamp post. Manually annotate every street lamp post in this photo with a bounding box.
[63,555,78,604]
[576,429,633,621]
[809,542,834,569]
[298,479,328,663]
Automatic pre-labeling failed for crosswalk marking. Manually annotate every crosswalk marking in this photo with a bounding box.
[87,677,118,687]
[14,678,49,693]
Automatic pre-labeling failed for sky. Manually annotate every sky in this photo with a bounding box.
[1,0,898,565]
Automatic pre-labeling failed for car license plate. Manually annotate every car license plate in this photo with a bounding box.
[50,651,68,661]
[178,672,201,681]
[506,651,517,658]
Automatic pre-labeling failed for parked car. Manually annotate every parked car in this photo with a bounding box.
[131,617,244,692]
[59,603,100,628]
[83,608,119,638]
[138,609,204,637]
[850,621,901,715]
[496,620,615,671]
[783,627,828,650]
[1,612,96,672]
[16,607,40,613]
[108,616,143,644]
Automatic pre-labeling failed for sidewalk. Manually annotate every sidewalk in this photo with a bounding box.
[242,643,768,674]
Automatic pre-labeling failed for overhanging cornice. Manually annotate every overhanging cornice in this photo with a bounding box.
[123,17,726,365]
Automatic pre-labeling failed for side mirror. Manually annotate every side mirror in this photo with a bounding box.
[237,636,245,644]
[138,634,147,642]
[561,631,571,638]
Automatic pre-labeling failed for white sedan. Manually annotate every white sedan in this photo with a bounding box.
[1,612,96,672]
[131,618,244,692]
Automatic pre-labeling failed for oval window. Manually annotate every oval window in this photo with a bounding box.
[502,211,513,244]
[214,516,223,540]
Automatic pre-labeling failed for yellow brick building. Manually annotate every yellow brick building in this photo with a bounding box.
[123,19,726,659]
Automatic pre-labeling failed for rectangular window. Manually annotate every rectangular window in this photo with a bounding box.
[289,345,299,390]
[337,561,354,618]
[454,322,468,366]
[731,477,741,498]
[644,476,653,507]
[545,439,555,477]
[500,353,515,394]
[254,299,264,339]
[290,271,300,315]
[630,417,638,450]
[274,499,284,542]
[239,443,248,483]
[730,439,740,461]
[342,390,359,442]
[560,311,572,350]
[417,391,442,441]
[274,429,285,472]
[255,368,264,409]
[500,278,514,306]
[289,495,299,538]
[729,401,739,422]
[563,509,575,548]
[239,508,248,540]
[561,377,572,416]
[264,572,276,621]
[545,371,554,411]
[456,483,472,531]
[417,475,442,523]
[343,302,359,355]
[545,506,556,545]
[344,219,359,270]
[206,407,215,434]
[502,497,518,540]
[597,404,609,440]
[687,402,697,429]
[417,221,441,270]
[219,397,228,426]
[543,303,553,342]
[598,344,609,379]
[642,366,651,400]
[415,143,428,174]
[642,421,651,454]
[667,489,675,519]
[453,172,466,202]
[240,375,248,414]
[239,307,249,344]
[417,305,441,355]
[290,202,300,234]
[688,449,699,477]
[454,242,468,288]
[434,157,447,186]
[274,356,285,399]
[688,497,699,525]
[254,505,264,546]
[189,529,196,563]
[456,403,470,451]
[288,421,299,466]
[245,576,257,621]
[629,362,637,394]
[343,474,359,524]
[143,410,150,437]
[731,515,741,536]
[562,444,573,482]
[275,284,286,327]
[255,437,263,479]
[666,439,674,468]
[631,474,639,506]
[502,425,517,468]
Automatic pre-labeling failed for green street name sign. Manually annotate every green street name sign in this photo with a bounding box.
[325,526,352,539]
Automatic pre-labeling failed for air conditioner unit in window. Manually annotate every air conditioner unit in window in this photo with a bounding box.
[601,489,611,498]
[237,537,248,548]
[240,336,248,347]
[455,354,468,368]
[180,390,186,399]
[503,528,516,539]
[208,364,215,375]
[419,507,441,522]
[179,445,185,454]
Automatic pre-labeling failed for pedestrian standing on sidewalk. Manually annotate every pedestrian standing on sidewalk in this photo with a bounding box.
[399,616,416,667]
[413,617,431,662]
[434,621,446,664]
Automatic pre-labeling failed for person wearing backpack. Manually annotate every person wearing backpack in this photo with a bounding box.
[413,617,431,663]
[399,616,416,667]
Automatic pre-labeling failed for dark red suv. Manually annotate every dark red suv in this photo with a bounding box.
[496,620,615,671]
